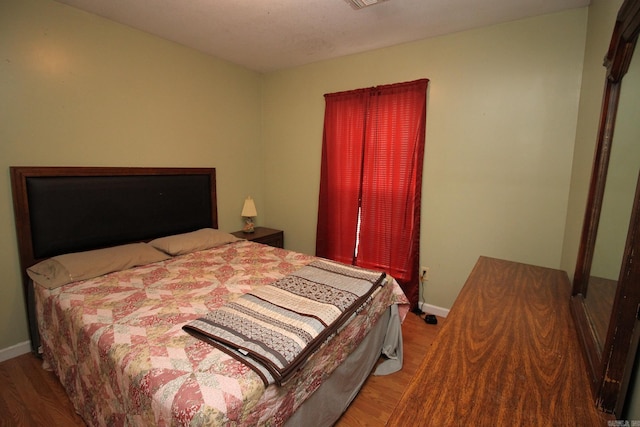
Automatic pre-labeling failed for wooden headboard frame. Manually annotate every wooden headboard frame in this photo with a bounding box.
[10,166,218,351]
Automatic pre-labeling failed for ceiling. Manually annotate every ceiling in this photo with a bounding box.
[54,0,591,73]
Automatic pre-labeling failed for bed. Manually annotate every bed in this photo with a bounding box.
[10,166,409,426]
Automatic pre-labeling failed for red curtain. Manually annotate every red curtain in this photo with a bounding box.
[315,88,369,264]
[316,79,428,309]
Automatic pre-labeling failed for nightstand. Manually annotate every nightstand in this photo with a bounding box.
[231,227,284,248]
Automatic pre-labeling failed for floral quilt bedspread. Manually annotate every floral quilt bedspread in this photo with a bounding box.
[35,240,408,426]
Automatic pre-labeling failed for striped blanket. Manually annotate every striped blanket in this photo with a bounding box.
[183,259,386,386]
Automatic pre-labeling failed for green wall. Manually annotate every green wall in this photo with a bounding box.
[262,9,588,310]
[0,0,263,350]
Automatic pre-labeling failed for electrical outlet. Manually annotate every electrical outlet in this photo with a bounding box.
[420,266,429,281]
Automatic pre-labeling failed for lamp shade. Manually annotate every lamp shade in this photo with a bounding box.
[241,197,257,217]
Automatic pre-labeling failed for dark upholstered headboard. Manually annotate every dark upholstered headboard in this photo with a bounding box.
[10,166,218,350]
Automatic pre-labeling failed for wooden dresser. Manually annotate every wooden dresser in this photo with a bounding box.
[387,256,612,426]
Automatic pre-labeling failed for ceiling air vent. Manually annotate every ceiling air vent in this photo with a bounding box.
[345,0,389,10]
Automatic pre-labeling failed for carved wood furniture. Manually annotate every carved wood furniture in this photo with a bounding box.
[571,0,640,415]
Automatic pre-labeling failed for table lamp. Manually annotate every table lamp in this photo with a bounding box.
[241,196,257,233]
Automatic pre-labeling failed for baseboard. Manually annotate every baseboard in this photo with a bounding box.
[418,302,449,318]
[0,341,31,363]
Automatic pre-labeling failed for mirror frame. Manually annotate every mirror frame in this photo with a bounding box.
[571,0,640,416]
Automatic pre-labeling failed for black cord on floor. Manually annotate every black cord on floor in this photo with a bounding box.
[416,278,437,324]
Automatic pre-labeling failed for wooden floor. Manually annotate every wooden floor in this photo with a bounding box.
[336,311,442,426]
[0,311,443,427]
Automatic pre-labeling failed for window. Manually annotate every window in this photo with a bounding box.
[316,79,428,308]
